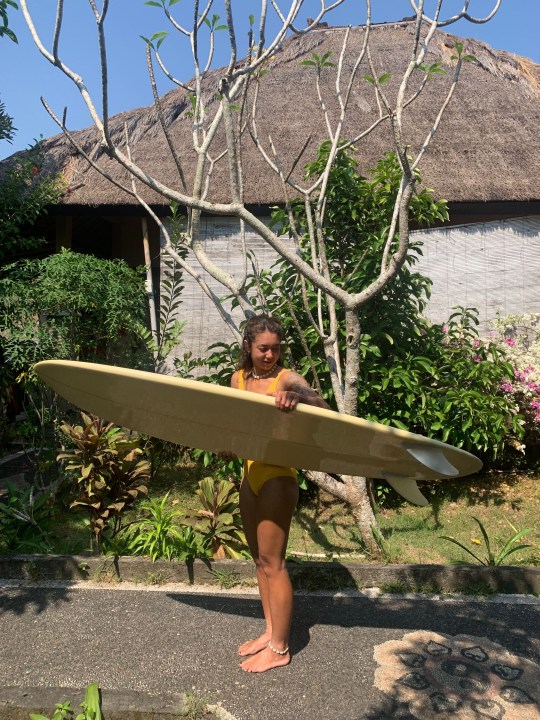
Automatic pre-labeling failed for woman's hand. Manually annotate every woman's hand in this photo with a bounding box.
[273,390,301,412]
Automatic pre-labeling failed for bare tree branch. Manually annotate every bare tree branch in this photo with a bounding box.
[410,0,502,27]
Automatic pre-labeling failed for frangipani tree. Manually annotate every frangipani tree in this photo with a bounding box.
[18,0,501,548]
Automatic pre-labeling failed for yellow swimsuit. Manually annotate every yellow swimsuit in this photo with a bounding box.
[238,368,298,496]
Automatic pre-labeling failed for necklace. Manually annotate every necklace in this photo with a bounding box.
[249,363,277,380]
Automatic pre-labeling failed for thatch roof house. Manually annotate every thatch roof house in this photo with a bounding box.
[6,21,540,354]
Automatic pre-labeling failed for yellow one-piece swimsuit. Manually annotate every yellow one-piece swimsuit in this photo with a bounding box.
[238,368,298,496]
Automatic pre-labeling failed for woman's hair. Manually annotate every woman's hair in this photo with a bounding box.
[238,314,285,370]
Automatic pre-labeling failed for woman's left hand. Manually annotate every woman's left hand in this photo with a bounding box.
[273,390,300,412]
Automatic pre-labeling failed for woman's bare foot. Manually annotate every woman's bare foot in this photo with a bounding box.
[238,632,271,657]
[240,646,291,673]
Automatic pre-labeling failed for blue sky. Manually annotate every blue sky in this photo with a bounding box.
[1,0,539,158]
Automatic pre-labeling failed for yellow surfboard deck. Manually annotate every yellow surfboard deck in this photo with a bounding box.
[34,360,482,506]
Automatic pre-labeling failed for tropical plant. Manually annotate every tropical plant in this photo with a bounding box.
[0,97,16,142]
[440,516,534,566]
[0,481,53,553]
[127,493,209,561]
[0,0,17,42]
[29,682,103,720]
[0,137,64,456]
[0,250,148,483]
[0,141,63,263]
[183,477,247,559]
[58,413,150,548]
[358,306,522,458]
[243,150,520,462]
[0,250,147,372]
[136,205,188,372]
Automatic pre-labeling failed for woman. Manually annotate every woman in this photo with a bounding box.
[230,314,330,673]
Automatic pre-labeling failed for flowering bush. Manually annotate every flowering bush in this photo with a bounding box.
[355,306,523,460]
[489,313,540,459]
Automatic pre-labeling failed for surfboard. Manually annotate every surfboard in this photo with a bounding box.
[34,360,482,506]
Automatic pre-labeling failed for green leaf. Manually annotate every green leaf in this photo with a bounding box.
[150,31,168,43]
[83,682,103,720]
[439,535,486,565]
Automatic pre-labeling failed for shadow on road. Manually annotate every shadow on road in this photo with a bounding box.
[167,591,540,664]
[0,585,72,617]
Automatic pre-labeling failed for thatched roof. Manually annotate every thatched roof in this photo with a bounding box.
[10,22,540,207]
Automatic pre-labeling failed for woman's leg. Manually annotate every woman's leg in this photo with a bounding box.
[238,478,273,656]
[241,475,298,673]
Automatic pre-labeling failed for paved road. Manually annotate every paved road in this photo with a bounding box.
[1,582,539,719]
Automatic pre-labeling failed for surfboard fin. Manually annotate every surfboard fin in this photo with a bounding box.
[406,446,459,477]
[382,475,429,506]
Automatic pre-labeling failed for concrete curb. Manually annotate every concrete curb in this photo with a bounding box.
[0,686,230,720]
[0,554,539,594]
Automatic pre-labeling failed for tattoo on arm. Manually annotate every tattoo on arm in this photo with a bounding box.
[290,381,318,398]
[288,377,330,409]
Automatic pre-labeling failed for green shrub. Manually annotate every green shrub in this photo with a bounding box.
[0,481,53,553]
[183,477,248,559]
[58,413,150,548]
[127,493,209,561]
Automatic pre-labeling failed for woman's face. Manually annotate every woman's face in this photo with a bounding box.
[248,330,281,371]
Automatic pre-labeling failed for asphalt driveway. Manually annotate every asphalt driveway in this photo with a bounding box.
[1,582,539,719]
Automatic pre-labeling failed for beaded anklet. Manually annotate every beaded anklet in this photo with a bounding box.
[268,641,289,655]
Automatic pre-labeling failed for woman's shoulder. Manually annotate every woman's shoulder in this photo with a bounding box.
[231,369,242,388]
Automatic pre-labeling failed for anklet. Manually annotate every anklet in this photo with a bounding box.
[268,641,289,655]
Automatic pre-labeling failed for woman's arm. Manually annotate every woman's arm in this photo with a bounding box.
[274,371,331,412]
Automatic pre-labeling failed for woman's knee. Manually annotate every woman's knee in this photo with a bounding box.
[257,553,287,578]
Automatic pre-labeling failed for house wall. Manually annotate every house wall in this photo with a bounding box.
[165,215,540,365]
[414,216,540,330]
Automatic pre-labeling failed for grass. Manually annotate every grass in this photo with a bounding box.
[287,471,540,566]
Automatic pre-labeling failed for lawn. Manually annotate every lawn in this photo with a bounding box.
[289,472,540,565]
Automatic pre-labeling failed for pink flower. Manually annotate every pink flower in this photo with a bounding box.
[504,337,516,347]
[501,381,513,393]
[473,355,481,363]
[442,324,448,334]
